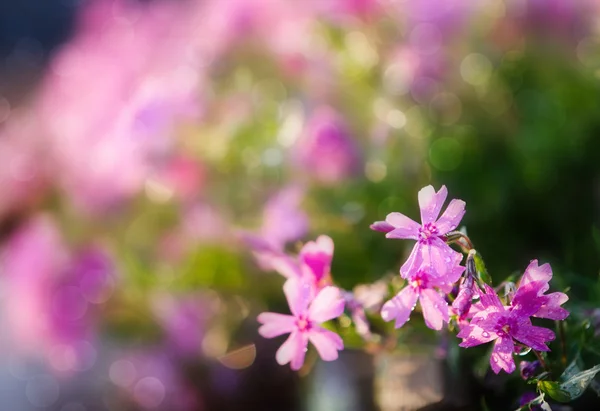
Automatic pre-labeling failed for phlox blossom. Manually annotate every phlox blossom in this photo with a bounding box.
[257,278,345,370]
[371,185,466,280]
[381,252,464,330]
[458,284,556,374]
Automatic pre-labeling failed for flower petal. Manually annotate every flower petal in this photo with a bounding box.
[399,244,421,279]
[384,213,420,239]
[458,323,497,347]
[300,235,334,284]
[270,254,302,279]
[276,331,309,370]
[519,260,552,291]
[512,321,555,352]
[435,199,466,234]
[511,286,545,318]
[308,286,345,323]
[421,239,463,280]
[370,221,395,233]
[284,277,312,317]
[420,288,449,330]
[308,326,344,361]
[257,312,296,338]
[490,337,515,374]
[418,185,447,224]
[381,286,418,329]
[480,284,505,312]
[534,292,569,320]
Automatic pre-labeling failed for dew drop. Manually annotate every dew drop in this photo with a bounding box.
[482,331,490,338]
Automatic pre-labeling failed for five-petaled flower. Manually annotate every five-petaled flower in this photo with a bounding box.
[371,185,466,280]
[381,252,464,330]
[457,284,556,374]
[257,277,345,370]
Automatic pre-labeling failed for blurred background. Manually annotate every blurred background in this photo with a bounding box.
[1,0,600,410]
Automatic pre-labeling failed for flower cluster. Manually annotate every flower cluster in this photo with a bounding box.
[372,185,569,374]
[256,185,570,378]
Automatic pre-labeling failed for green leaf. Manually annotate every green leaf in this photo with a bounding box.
[473,250,492,285]
[539,362,600,403]
[537,381,571,402]
[558,363,600,401]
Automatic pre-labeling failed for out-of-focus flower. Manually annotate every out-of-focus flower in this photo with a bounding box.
[257,278,344,370]
[261,186,309,249]
[241,186,308,271]
[519,360,541,380]
[250,235,335,295]
[36,0,203,214]
[293,107,360,184]
[1,215,69,354]
[152,155,206,202]
[381,251,463,330]
[109,349,202,410]
[510,260,569,321]
[343,280,388,340]
[0,216,115,373]
[373,185,466,280]
[458,284,555,374]
[152,294,209,358]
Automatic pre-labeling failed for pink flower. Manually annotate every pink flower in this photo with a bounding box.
[372,185,466,280]
[241,186,308,272]
[458,285,556,374]
[248,235,335,294]
[381,252,464,330]
[260,186,309,249]
[510,260,569,321]
[257,278,344,370]
[293,107,360,184]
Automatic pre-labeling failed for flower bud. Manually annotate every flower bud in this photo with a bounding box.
[519,360,541,380]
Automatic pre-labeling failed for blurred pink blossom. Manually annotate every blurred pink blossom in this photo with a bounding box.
[110,349,202,410]
[0,215,116,372]
[36,0,203,214]
[293,107,360,184]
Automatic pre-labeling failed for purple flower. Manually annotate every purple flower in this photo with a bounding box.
[520,360,541,380]
[257,278,344,370]
[458,285,555,374]
[372,185,466,280]
[381,251,464,330]
[519,392,543,410]
[511,260,569,321]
